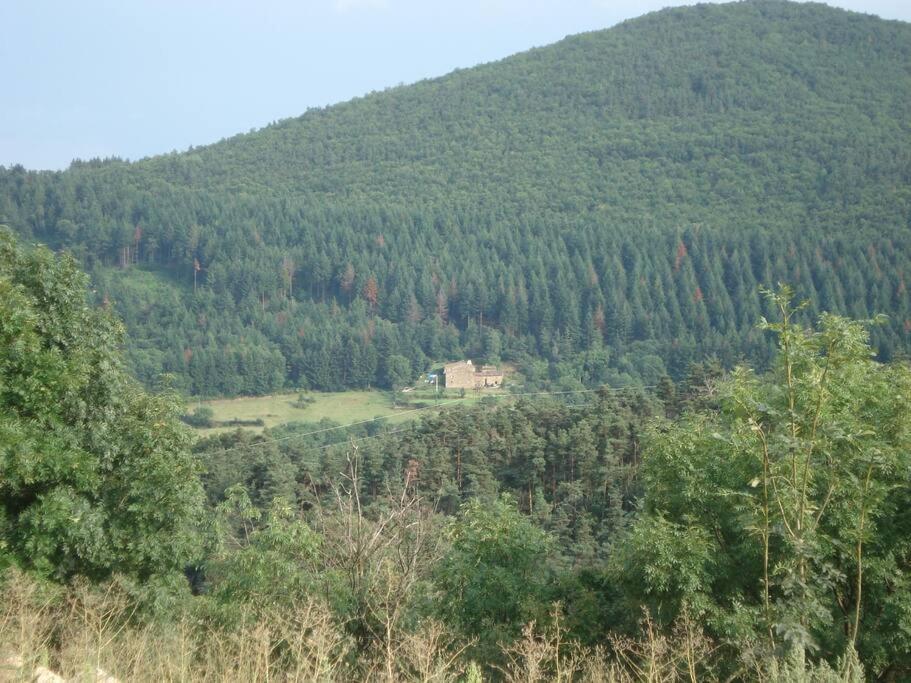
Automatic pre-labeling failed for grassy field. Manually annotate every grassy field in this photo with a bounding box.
[190,388,500,436]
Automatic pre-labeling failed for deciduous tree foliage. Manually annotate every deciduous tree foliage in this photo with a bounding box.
[0,229,204,581]
[434,495,552,664]
[614,288,911,675]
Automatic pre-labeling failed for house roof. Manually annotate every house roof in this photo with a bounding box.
[442,360,502,376]
[443,360,473,371]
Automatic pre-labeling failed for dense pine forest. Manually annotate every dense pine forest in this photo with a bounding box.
[3,1,911,680]
[2,0,910,395]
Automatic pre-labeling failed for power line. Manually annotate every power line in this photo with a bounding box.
[206,384,654,456]
[210,398,466,452]
[308,425,413,454]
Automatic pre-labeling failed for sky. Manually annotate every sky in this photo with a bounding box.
[2,0,909,170]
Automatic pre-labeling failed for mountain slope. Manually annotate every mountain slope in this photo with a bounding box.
[1,0,910,395]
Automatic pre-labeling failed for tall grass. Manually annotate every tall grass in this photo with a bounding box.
[0,568,353,682]
[1,567,476,682]
[1,568,865,682]
[0,568,723,682]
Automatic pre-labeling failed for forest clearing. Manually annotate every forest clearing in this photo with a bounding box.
[189,387,502,434]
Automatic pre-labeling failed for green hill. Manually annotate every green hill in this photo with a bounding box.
[2,0,910,395]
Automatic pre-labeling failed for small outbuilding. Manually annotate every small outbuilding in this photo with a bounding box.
[443,360,504,389]
[477,364,504,388]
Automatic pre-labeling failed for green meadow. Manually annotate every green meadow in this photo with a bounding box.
[190,388,502,435]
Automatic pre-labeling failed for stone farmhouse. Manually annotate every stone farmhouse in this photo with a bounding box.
[442,360,504,389]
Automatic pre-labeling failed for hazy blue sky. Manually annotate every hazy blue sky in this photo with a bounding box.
[2,0,909,170]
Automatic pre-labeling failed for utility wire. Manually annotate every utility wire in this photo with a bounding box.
[210,399,466,451]
[206,384,654,456]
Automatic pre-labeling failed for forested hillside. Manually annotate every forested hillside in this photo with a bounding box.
[2,0,910,395]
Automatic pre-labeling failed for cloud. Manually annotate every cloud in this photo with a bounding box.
[332,0,389,12]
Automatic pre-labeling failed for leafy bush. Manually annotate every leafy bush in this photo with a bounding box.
[0,230,204,583]
[182,406,215,427]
